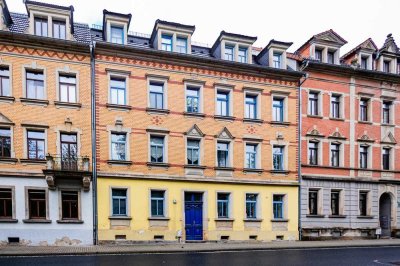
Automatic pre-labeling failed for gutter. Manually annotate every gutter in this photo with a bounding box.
[90,41,98,245]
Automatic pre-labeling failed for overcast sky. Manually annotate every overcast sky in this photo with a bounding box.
[7,0,400,53]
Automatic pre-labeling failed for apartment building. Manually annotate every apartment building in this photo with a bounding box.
[0,0,93,245]
[290,30,400,239]
[92,13,303,242]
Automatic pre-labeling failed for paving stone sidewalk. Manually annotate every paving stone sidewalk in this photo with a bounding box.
[1,239,400,256]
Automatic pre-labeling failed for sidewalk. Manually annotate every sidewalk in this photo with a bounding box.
[1,239,400,256]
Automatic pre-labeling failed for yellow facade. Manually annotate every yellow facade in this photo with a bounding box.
[98,178,299,242]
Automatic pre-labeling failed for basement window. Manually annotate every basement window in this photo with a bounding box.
[220,235,229,241]
[8,237,19,244]
[154,235,164,241]
[115,235,126,240]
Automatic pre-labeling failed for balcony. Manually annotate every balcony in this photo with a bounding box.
[43,154,92,191]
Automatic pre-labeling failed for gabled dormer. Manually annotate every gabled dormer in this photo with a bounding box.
[256,40,292,69]
[0,0,12,31]
[25,0,74,40]
[149,19,195,54]
[102,9,132,45]
[376,34,399,74]
[341,38,377,70]
[295,29,347,65]
[210,31,257,64]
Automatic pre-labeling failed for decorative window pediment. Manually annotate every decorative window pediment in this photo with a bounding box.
[381,132,397,145]
[216,127,234,140]
[328,130,346,140]
[357,133,375,143]
[0,112,13,126]
[306,127,324,138]
[185,124,204,137]
[313,29,347,46]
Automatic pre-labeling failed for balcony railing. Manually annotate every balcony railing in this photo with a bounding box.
[45,154,90,172]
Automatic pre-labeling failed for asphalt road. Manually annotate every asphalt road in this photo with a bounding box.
[1,246,400,266]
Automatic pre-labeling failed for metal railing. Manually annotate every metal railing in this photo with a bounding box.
[45,154,90,172]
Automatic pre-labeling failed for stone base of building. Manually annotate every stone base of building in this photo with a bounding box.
[301,228,380,240]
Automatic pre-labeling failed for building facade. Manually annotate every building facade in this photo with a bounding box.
[92,15,303,242]
[0,1,93,245]
[291,30,400,239]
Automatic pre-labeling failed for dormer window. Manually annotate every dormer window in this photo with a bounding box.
[224,45,234,61]
[53,20,66,39]
[176,37,187,53]
[327,50,335,64]
[383,60,390,73]
[238,47,248,63]
[361,56,368,70]
[34,17,48,37]
[273,52,282,68]
[110,25,124,44]
[315,48,323,61]
[161,34,173,52]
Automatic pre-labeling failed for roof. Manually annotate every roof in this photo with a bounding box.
[256,39,293,61]
[210,31,257,55]
[102,10,132,41]
[341,38,378,60]
[295,29,347,54]
[149,19,195,46]
[379,33,399,54]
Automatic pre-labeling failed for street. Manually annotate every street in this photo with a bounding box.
[1,246,400,266]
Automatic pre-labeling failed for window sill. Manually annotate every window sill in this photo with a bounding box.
[20,159,46,164]
[243,118,264,124]
[214,167,234,171]
[0,218,18,223]
[146,108,170,114]
[307,115,323,119]
[109,216,132,220]
[214,115,236,121]
[328,215,347,219]
[56,219,84,224]
[270,121,290,126]
[147,162,170,168]
[243,218,262,222]
[357,215,374,219]
[148,217,170,221]
[20,98,49,106]
[329,117,345,121]
[270,170,289,175]
[54,101,82,109]
[0,96,15,103]
[215,218,234,222]
[306,215,325,218]
[271,219,289,222]
[107,160,133,165]
[358,120,373,125]
[23,219,52,223]
[381,123,395,127]
[183,112,206,118]
[184,164,206,169]
[0,157,18,163]
[243,168,263,173]
[106,103,132,111]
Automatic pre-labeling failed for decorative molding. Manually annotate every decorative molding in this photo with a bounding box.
[185,124,205,137]
[216,127,234,139]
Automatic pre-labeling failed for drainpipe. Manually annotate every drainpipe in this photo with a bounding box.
[298,61,309,241]
[90,41,98,245]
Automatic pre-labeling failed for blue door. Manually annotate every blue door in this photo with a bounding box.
[185,192,203,241]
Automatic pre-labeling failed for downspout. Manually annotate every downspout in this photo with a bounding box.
[90,41,98,245]
[298,61,309,241]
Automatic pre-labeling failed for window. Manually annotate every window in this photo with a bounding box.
[245,194,257,219]
[27,130,45,160]
[315,48,322,61]
[273,146,284,170]
[0,128,11,158]
[327,51,335,64]
[61,191,78,220]
[382,101,391,124]
[361,56,368,69]
[360,99,369,121]
[149,81,164,109]
[0,66,10,97]
[331,143,340,167]
[308,190,318,215]
[150,136,165,163]
[186,86,200,113]
[359,146,369,169]
[53,20,66,39]
[245,144,257,169]
[331,95,340,118]
[383,61,390,73]
[187,139,200,165]
[110,77,126,105]
[161,34,173,51]
[151,190,165,217]
[112,189,127,216]
[26,70,44,99]
[359,191,368,216]
[308,142,318,165]
[216,90,230,116]
[245,94,257,119]
[273,195,284,219]
[28,189,46,219]
[331,191,340,215]
[176,37,187,53]
[382,148,391,170]
[111,133,127,161]
[60,133,77,170]
[238,47,247,63]
[217,193,229,218]
[59,75,76,103]
[308,92,319,116]
[34,17,48,37]
[0,188,12,219]
[224,45,234,61]
[110,26,124,44]
[217,142,229,167]
[273,97,284,122]
[273,52,282,68]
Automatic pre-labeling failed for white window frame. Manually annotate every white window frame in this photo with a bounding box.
[272,193,287,220]
[216,139,233,168]
[215,86,233,117]
[147,76,168,110]
[149,189,168,218]
[244,141,261,169]
[271,92,289,122]
[109,186,130,217]
[23,127,48,160]
[244,192,260,219]
[0,62,12,97]
[184,82,203,113]
[185,136,203,166]
[23,64,47,100]
[56,68,79,103]
[243,90,261,120]
[148,133,168,163]
[216,191,232,219]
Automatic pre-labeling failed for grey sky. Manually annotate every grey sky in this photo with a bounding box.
[7,0,400,54]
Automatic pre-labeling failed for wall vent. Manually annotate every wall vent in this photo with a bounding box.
[8,237,19,244]
[220,235,229,241]
[154,235,164,241]
[249,235,258,240]
[115,235,126,240]
[276,235,284,240]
